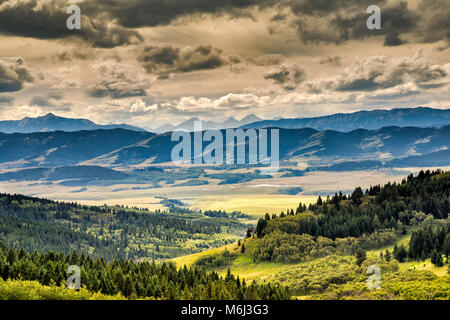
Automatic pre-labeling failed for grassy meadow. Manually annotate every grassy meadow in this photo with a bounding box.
[173,231,450,299]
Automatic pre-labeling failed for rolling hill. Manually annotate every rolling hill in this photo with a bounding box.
[50,125,450,168]
[0,129,153,168]
[0,125,448,170]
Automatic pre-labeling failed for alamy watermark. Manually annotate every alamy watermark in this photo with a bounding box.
[66,265,81,290]
[366,264,381,290]
[367,5,381,30]
[171,121,279,174]
[66,5,81,30]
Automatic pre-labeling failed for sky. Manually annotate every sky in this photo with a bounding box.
[0,0,449,130]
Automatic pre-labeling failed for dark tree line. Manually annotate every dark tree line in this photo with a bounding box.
[257,170,449,240]
[409,223,450,266]
[0,242,290,300]
[0,193,247,260]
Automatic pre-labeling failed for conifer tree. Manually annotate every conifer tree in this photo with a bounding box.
[355,248,366,266]
[385,250,391,262]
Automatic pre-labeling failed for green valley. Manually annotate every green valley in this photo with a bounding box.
[0,170,449,300]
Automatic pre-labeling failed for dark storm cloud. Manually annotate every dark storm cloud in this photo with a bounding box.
[270,13,287,22]
[319,56,342,66]
[0,0,142,48]
[0,57,33,93]
[0,0,448,50]
[228,55,242,64]
[290,1,417,47]
[86,0,277,28]
[263,63,306,90]
[87,82,147,99]
[285,0,388,15]
[283,0,450,48]
[415,0,450,47]
[384,31,408,46]
[138,45,226,77]
[98,0,448,48]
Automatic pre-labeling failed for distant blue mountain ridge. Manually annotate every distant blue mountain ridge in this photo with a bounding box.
[241,107,450,131]
[0,113,146,133]
[1,107,449,134]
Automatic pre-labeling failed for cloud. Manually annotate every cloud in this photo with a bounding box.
[228,55,242,64]
[304,50,447,93]
[97,0,449,49]
[0,95,14,105]
[39,66,81,90]
[0,0,448,50]
[81,0,450,50]
[285,0,387,15]
[166,93,268,113]
[87,0,274,28]
[53,49,94,62]
[138,45,227,77]
[270,13,287,22]
[0,0,142,48]
[29,92,72,111]
[383,31,408,47]
[87,60,151,98]
[0,57,33,92]
[319,56,342,66]
[0,105,45,119]
[30,96,55,107]
[289,1,417,47]
[263,63,306,90]
[415,0,450,47]
[46,92,64,100]
[339,51,446,91]
[247,54,285,66]
[129,98,158,113]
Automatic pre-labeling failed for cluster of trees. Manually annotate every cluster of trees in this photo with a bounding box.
[203,210,252,220]
[193,250,237,269]
[257,170,449,240]
[375,222,450,266]
[409,223,450,266]
[266,251,448,300]
[318,269,449,300]
[253,230,396,263]
[0,242,290,300]
[267,254,399,296]
[0,193,248,260]
[253,170,449,264]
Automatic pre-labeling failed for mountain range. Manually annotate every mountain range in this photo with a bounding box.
[152,114,262,133]
[0,113,146,133]
[0,125,448,170]
[0,107,449,184]
[1,107,449,135]
[241,107,450,131]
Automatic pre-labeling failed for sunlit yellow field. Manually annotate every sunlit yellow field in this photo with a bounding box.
[187,194,317,216]
[2,167,448,216]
